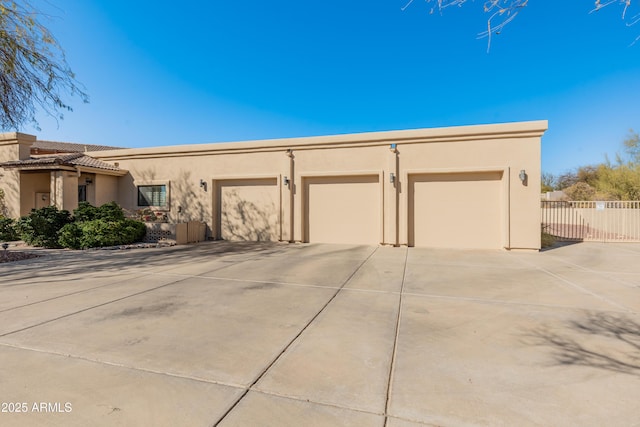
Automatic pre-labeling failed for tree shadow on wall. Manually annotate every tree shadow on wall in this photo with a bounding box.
[221,189,277,241]
[525,311,640,377]
[0,170,21,218]
[171,170,206,222]
[129,168,207,223]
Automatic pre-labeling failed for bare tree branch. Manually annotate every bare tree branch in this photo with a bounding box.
[0,0,88,131]
[403,0,640,49]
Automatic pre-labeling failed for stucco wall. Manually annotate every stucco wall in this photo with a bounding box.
[94,174,119,206]
[20,172,50,215]
[48,171,79,213]
[91,121,547,250]
[0,133,35,217]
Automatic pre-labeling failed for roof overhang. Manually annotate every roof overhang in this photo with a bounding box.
[1,161,128,176]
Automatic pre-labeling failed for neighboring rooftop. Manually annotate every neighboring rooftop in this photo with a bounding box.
[31,140,123,154]
[0,152,124,173]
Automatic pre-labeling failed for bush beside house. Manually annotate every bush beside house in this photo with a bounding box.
[0,217,18,241]
[12,202,146,249]
[0,189,19,241]
[17,206,72,248]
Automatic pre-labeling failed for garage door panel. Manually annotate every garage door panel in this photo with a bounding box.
[219,178,279,241]
[305,175,380,245]
[410,172,503,249]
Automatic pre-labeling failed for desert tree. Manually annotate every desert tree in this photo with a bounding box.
[621,129,640,165]
[0,0,87,131]
[541,172,556,193]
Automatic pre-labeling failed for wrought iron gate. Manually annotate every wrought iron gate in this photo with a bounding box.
[541,201,640,242]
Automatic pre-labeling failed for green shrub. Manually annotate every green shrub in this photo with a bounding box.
[0,217,18,241]
[17,203,146,249]
[17,206,72,248]
[121,219,147,243]
[59,218,146,249]
[73,202,99,222]
[58,223,83,249]
[78,220,120,248]
[95,201,125,221]
[73,201,125,222]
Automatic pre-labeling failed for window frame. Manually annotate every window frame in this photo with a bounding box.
[136,182,170,210]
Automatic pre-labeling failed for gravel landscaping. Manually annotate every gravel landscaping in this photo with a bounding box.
[0,251,40,263]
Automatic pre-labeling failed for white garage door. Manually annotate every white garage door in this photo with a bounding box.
[409,172,504,249]
[304,175,380,244]
[218,178,279,241]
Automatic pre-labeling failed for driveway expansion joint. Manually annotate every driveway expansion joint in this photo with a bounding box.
[383,246,409,426]
[0,341,247,389]
[212,246,380,426]
[513,255,633,313]
[0,273,201,337]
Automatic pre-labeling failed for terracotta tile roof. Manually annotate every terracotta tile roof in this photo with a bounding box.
[31,140,122,153]
[0,153,121,172]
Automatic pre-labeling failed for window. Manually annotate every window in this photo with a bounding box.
[78,185,87,202]
[138,185,167,207]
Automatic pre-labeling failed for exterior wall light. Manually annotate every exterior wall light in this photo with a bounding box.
[199,179,207,190]
[283,176,290,187]
[519,170,527,183]
[389,172,395,184]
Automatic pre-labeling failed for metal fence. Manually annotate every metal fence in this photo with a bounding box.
[541,201,640,242]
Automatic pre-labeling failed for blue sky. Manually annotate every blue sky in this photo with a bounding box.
[29,1,640,175]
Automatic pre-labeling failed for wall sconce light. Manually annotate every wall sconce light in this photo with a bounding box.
[85,177,93,185]
[41,194,47,201]
[389,143,397,153]
[389,172,395,184]
[199,179,207,190]
[519,170,527,183]
[283,176,290,187]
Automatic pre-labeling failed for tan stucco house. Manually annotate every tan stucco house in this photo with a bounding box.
[0,120,547,250]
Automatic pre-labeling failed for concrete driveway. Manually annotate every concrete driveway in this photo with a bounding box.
[0,241,638,426]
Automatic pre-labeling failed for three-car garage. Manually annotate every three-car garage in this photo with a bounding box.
[88,121,546,250]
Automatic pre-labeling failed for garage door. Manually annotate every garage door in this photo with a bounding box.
[304,175,380,244]
[409,172,503,249]
[218,178,279,241]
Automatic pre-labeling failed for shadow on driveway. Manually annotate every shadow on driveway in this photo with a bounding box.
[525,311,640,377]
[0,241,289,284]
